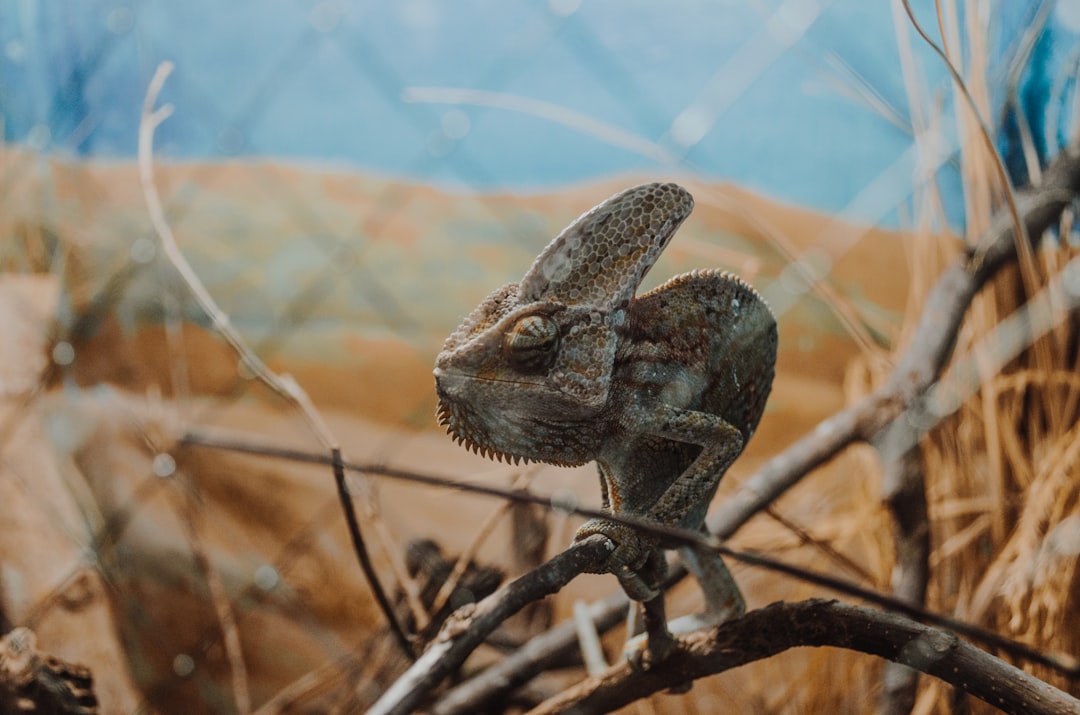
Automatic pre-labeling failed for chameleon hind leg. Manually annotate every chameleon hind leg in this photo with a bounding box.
[619,548,678,666]
[667,543,745,634]
[622,543,744,665]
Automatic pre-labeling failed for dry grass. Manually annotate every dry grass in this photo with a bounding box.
[759,3,1080,712]
[918,244,1080,710]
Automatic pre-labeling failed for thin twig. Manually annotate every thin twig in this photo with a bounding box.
[138,63,323,438]
[426,468,540,631]
[763,505,877,583]
[330,448,414,658]
[136,61,414,659]
[902,0,1037,293]
[176,475,251,714]
[1003,0,1055,185]
[367,536,614,715]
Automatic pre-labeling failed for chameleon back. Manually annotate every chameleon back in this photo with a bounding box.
[624,269,776,443]
[603,269,776,529]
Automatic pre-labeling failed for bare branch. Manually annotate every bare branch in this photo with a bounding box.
[0,628,98,715]
[137,62,332,446]
[182,432,1080,677]
[367,536,613,715]
[431,591,627,715]
[876,418,929,715]
[709,145,1080,542]
[900,0,1033,281]
[527,599,1080,715]
[176,477,251,714]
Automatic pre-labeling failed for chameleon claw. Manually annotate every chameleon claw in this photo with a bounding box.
[614,565,661,602]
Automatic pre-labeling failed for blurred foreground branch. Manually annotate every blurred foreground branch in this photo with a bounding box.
[366,536,614,715]
[136,61,415,659]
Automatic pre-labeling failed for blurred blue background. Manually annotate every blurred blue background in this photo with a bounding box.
[2,0,1076,230]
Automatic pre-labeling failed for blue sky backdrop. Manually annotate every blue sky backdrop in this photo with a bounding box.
[1,1,1076,229]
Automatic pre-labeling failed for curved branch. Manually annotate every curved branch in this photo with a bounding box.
[366,536,613,715]
[430,591,628,715]
[527,599,1080,715]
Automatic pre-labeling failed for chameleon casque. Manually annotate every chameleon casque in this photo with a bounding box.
[433,182,777,655]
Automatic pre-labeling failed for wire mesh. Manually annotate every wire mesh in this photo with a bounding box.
[1,1,1079,713]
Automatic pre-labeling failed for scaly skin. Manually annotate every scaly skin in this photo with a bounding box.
[434,182,777,657]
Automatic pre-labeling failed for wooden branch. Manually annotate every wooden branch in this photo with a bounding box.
[431,591,628,715]
[710,150,1080,542]
[526,599,1080,715]
[0,628,98,715]
[366,536,613,715]
[875,418,930,715]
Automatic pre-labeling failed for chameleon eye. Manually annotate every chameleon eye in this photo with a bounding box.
[504,314,559,373]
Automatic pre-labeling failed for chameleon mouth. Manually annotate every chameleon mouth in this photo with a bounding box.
[435,400,534,465]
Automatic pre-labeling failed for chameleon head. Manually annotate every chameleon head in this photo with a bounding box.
[433,291,617,465]
[434,182,695,466]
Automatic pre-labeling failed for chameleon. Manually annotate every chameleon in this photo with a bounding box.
[433,182,777,658]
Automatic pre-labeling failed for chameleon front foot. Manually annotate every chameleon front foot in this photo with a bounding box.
[573,519,682,665]
[574,518,663,601]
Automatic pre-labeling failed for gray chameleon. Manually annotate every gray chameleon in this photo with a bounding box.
[434,182,777,659]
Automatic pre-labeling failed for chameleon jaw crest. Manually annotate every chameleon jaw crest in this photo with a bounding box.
[440,410,528,465]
